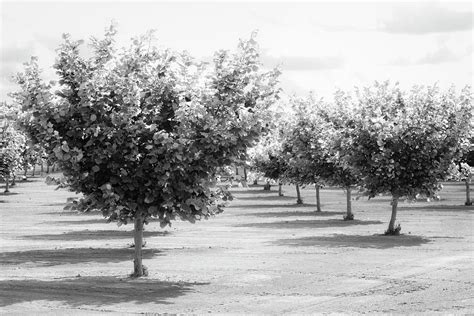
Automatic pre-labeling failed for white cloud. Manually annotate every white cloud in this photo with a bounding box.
[377,2,473,34]
[0,1,472,101]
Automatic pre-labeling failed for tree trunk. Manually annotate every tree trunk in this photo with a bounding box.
[46,163,50,174]
[24,165,28,177]
[344,187,353,220]
[315,184,322,212]
[296,184,303,204]
[465,178,472,206]
[243,167,248,182]
[253,179,258,185]
[4,175,10,193]
[32,165,36,177]
[263,181,271,191]
[40,162,44,176]
[387,195,399,234]
[132,214,146,277]
[11,174,16,187]
[278,182,283,196]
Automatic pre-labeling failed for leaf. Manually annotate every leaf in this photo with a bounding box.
[92,165,100,173]
[148,206,158,213]
[144,195,154,203]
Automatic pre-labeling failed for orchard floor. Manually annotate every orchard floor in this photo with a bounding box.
[0,177,473,315]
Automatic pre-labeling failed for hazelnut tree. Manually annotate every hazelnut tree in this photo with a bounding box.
[14,26,280,277]
[338,82,472,234]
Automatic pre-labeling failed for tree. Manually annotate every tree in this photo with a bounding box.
[21,142,43,179]
[459,140,474,205]
[458,162,473,206]
[339,82,473,234]
[0,126,26,192]
[247,102,290,195]
[285,94,361,216]
[449,144,474,205]
[14,26,280,277]
[283,96,324,207]
[0,102,26,192]
[321,91,363,220]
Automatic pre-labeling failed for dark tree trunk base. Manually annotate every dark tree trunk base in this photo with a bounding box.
[384,224,402,235]
[343,213,354,221]
[130,264,148,278]
[263,183,271,191]
[296,199,303,205]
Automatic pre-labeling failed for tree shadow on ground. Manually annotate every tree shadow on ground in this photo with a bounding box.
[238,210,346,218]
[233,195,297,201]
[235,219,383,229]
[0,247,163,266]
[43,202,69,207]
[22,230,169,241]
[0,192,20,196]
[275,234,431,249]
[48,218,113,225]
[398,204,474,212]
[40,210,102,216]
[0,276,208,307]
[231,189,276,195]
[368,197,448,203]
[228,203,311,209]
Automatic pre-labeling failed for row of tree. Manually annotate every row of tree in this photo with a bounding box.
[0,102,49,192]
[249,83,473,234]
[3,25,473,277]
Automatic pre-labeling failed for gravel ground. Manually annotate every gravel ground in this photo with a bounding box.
[1,177,473,315]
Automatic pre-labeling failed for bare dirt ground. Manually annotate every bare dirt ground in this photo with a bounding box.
[0,176,473,315]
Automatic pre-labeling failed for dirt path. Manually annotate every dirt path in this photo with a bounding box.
[1,178,473,314]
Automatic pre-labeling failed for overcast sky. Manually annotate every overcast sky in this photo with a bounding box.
[0,1,472,101]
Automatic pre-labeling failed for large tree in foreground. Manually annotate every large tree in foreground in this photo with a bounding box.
[14,27,280,277]
[340,82,473,234]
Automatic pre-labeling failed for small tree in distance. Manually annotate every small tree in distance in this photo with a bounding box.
[283,96,327,211]
[0,102,26,193]
[322,91,363,220]
[450,146,474,206]
[286,94,361,217]
[340,82,473,234]
[248,103,291,195]
[14,26,280,277]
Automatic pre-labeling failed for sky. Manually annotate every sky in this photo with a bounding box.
[0,0,472,101]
